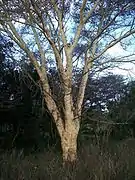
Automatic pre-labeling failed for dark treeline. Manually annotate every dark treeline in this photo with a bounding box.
[0,35,135,154]
[0,35,60,153]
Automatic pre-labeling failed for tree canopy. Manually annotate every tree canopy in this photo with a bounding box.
[0,0,135,163]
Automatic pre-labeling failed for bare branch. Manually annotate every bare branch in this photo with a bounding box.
[84,0,100,24]
[7,21,42,75]
[2,21,64,135]
[87,117,133,125]
[90,3,129,46]
[71,0,100,53]
[95,29,135,60]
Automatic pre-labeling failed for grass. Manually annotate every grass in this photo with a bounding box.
[0,138,135,180]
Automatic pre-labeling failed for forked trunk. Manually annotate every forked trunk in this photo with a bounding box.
[42,81,80,164]
[60,122,79,165]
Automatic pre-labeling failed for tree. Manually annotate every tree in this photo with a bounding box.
[0,0,135,164]
[107,80,135,139]
[78,74,128,145]
[84,73,127,110]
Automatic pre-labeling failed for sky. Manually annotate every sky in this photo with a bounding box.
[106,43,135,80]
[10,13,135,80]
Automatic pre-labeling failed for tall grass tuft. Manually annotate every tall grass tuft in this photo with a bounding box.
[0,139,135,180]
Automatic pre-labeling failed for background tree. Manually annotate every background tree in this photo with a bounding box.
[78,73,128,145]
[107,80,135,139]
[0,0,135,164]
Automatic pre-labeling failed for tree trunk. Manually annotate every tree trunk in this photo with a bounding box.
[60,122,79,164]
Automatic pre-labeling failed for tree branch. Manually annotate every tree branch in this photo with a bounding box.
[75,40,98,117]
[7,21,42,75]
[71,0,100,53]
[94,29,135,60]
[4,21,64,135]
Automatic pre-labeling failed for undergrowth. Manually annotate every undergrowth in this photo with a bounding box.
[0,138,135,180]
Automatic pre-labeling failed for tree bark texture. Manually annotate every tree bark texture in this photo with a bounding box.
[61,121,79,164]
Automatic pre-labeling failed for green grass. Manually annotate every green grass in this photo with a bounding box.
[0,138,135,180]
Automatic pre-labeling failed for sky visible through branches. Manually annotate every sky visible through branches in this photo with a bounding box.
[106,42,135,79]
